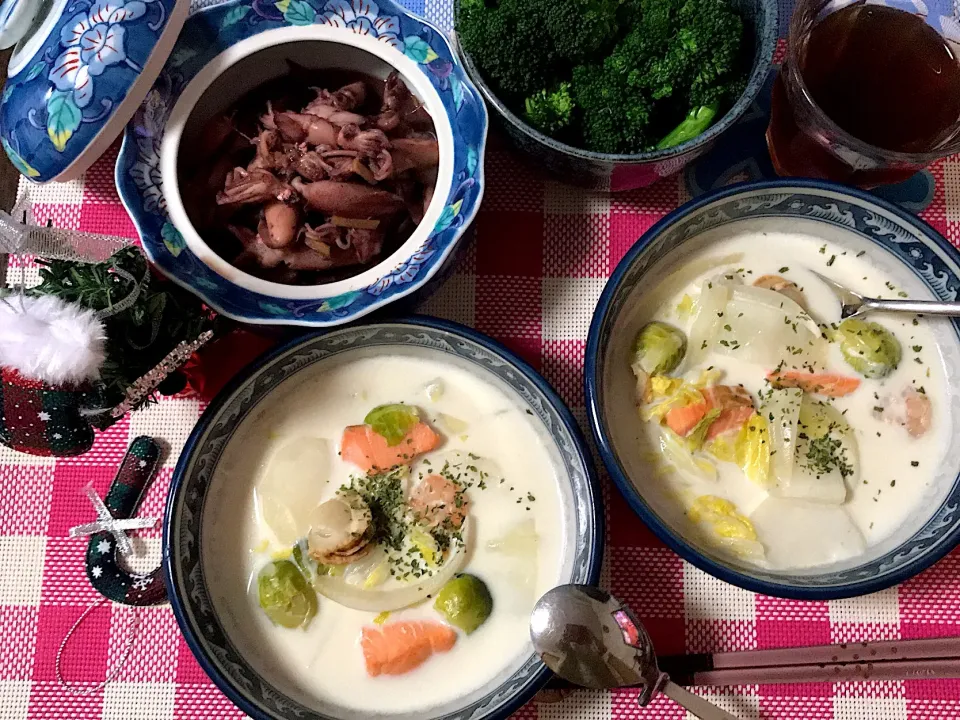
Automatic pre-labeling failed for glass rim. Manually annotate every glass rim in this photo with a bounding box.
[786,0,960,164]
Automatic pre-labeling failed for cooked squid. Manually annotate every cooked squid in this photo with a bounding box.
[181,69,441,284]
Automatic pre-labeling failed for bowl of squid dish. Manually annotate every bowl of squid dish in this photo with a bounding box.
[118,1,487,326]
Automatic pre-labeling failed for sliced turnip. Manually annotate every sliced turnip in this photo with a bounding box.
[255,437,331,545]
[750,497,865,569]
[687,277,734,366]
[717,285,826,368]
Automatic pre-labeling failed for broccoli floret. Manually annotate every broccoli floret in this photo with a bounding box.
[524,83,575,135]
[536,0,621,66]
[572,63,654,154]
[458,0,556,98]
[633,0,747,105]
[458,0,749,151]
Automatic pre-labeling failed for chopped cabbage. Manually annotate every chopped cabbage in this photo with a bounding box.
[658,426,717,483]
[736,413,771,487]
[761,388,803,488]
[704,434,738,463]
[685,408,722,451]
[688,495,765,561]
[642,381,704,422]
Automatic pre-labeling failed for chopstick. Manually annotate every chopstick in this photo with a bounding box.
[663,657,960,686]
[541,637,960,690]
[658,637,960,686]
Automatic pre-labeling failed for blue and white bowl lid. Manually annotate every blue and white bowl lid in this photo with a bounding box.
[0,0,190,183]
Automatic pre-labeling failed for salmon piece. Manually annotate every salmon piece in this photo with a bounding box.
[341,422,440,473]
[664,397,709,436]
[876,387,932,438]
[701,386,755,440]
[361,621,457,676]
[409,474,469,528]
[664,385,755,439]
[767,370,861,398]
[903,388,932,438]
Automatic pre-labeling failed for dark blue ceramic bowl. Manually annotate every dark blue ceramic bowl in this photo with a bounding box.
[453,0,778,191]
[586,179,960,599]
[165,317,603,720]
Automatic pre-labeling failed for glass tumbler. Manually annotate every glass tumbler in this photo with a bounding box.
[766,0,960,187]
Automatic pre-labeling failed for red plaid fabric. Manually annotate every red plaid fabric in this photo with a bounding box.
[5,133,960,720]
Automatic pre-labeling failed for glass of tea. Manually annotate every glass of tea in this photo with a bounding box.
[767,0,960,186]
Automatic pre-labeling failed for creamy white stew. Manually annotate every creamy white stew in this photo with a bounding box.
[203,353,564,714]
[625,231,949,570]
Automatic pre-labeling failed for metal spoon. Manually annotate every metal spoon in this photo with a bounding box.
[530,585,739,719]
[811,271,960,319]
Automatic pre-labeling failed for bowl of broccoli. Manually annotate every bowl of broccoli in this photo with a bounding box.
[454,0,778,191]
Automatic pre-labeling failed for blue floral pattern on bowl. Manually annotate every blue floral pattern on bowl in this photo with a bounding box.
[0,0,182,182]
[165,318,603,720]
[586,179,960,600]
[116,0,487,327]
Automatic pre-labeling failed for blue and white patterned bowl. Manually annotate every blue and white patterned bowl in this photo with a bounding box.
[586,179,960,600]
[164,317,604,720]
[0,0,189,182]
[117,0,487,326]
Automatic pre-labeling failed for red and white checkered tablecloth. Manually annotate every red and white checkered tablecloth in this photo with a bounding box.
[6,14,960,718]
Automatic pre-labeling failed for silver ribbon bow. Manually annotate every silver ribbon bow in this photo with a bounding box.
[67,485,157,556]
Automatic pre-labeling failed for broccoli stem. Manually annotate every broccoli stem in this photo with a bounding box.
[655,103,719,150]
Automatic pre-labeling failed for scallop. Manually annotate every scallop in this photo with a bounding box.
[753,274,806,309]
[307,489,374,565]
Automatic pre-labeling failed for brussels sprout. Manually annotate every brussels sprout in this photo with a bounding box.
[257,560,318,629]
[364,404,419,445]
[836,318,901,379]
[433,574,493,634]
[633,321,687,376]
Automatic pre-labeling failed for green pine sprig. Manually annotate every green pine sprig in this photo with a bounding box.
[30,246,213,425]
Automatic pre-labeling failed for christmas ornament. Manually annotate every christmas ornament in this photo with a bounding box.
[29,246,214,427]
[0,368,95,456]
[57,437,165,695]
[79,436,166,606]
[68,485,157,556]
[0,199,134,263]
[0,245,215,457]
[0,293,106,385]
[109,330,214,419]
[56,598,140,695]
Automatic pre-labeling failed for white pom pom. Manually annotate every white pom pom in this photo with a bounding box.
[0,295,107,385]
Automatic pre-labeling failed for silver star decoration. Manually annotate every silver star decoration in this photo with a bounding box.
[68,485,158,556]
[91,566,102,579]
[97,539,111,554]
[37,411,50,421]
[138,460,147,468]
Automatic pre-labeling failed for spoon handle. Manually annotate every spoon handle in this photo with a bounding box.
[860,298,960,317]
[661,679,740,720]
